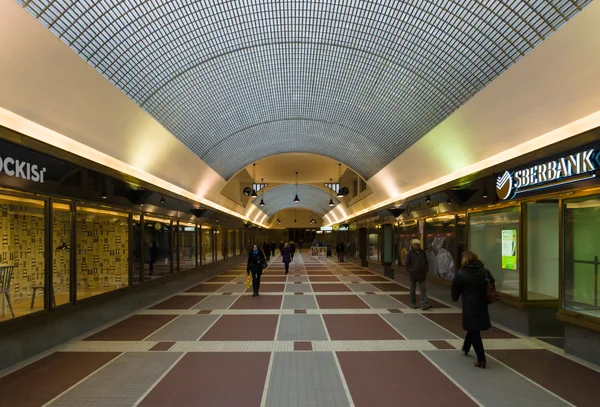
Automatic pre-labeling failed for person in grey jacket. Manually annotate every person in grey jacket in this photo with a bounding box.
[404,239,431,310]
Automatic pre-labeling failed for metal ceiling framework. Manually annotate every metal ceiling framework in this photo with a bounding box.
[17,0,591,180]
[251,184,340,217]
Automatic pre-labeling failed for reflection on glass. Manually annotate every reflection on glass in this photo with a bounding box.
[0,195,45,322]
[424,215,456,281]
[563,195,600,317]
[179,223,196,271]
[76,207,129,300]
[468,207,520,297]
[132,214,142,284]
[53,203,71,306]
[202,226,213,264]
[227,230,235,257]
[526,202,559,300]
[144,216,172,279]
[236,231,242,255]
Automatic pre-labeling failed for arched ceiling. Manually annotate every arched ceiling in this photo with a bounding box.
[15,0,592,180]
[251,184,340,217]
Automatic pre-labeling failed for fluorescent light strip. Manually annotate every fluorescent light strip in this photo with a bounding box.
[0,107,270,228]
[324,109,600,226]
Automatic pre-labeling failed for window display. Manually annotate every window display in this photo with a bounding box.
[424,215,457,281]
[144,215,172,279]
[563,194,600,317]
[0,194,45,321]
[179,222,197,271]
[468,207,520,297]
[76,207,129,300]
[53,202,71,306]
[526,202,559,300]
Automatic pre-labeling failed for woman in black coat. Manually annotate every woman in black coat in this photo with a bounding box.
[451,251,495,369]
[247,244,266,297]
[263,241,271,261]
[281,243,292,274]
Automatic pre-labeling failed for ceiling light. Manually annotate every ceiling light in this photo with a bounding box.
[482,187,488,199]
[328,198,335,207]
[259,198,265,207]
[294,194,300,203]
[293,171,300,203]
[277,218,281,224]
[251,189,257,197]
[160,196,166,204]
[294,218,297,223]
[446,197,452,205]
[100,192,107,200]
[426,195,431,203]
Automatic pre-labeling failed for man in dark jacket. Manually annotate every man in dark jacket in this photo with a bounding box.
[404,239,431,310]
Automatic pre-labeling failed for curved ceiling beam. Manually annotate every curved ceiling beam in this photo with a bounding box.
[252,184,340,217]
[17,1,591,181]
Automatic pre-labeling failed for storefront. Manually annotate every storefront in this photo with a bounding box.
[0,128,248,325]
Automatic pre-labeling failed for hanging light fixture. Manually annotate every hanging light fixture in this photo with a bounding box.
[426,195,431,203]
[251,164,258,197]
[446,197,452,205]
[294,209,297,223]
[482,186,489,199]
[293,171,300,203]
[160,196,166,204]
[259,178,266,206]
[336,163,344,198]
[328,178,335,207]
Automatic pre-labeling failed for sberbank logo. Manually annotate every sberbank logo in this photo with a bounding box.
[496,148,597,200]
[0,156,46,183]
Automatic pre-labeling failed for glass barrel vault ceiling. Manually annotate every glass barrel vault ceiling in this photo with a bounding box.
[16,0,592,180]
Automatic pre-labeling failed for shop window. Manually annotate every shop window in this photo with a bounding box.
[179,222,197,271]
[216,227,225,261]
[424,215,457,281]
[144,216,173,279]
[367,227,379,261]
[76,207,129,301]
[202,226,213,264]
[526,202,559,300]
[53,202,71,306]
[468,207,520,297]
[227,230,235,257]
[563,195,600,317]
[236,231,242,255]
[398,220,419,267]
[131,214,142,284]
[0,195,45,322]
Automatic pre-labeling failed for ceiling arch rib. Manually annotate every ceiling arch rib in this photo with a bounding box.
[17,0,592,180]
[252,184,340,218]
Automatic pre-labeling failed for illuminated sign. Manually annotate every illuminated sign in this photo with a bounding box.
[338,226,349,231]
[0,156,46,183]
[496,148,598,200]
[320,226,333,231]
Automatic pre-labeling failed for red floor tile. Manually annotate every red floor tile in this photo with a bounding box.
[309,276,340,282]
[294,342,313,351]
[0,352,119,407]
[206,276,236,283]
[197,310,212,314]
[311,283,351,292]
[388,309,403,314]
[221,271,243,276]
[323,314,404,340]
[423,313,516,339]
[371,283,407,292]
[337,351,477,407]
[138,353,270,407]
[429,340,455,350]
[230,295,283,309]
[360,275,389,282]
[150,295,206,310]
[200,315,278,341]
[150,342,175,351]
[489,349,600,407]
[316,295,370,309]
[261,276,287,282]
[186,283,224,293]
[294,309,307,314]
[391,294,449,309]
[84,315,176,341]
[246,284,285,293]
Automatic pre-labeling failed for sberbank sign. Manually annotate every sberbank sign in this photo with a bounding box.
[0,156,47,183]
[496,148,597,200]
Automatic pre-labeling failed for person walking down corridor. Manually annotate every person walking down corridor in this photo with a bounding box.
[290,241,296,260]
[281,243,292,274]
[337,241,345,262]
[279,241,285,255]
[299,239,303,253]
[247,244,266,297]
[271,241,277,258]
[404,239,431,310]
[263,241,271,262]
[451,251,495,369]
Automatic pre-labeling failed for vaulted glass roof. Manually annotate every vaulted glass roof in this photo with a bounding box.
[17,0,592,179]
[251,184,339,217]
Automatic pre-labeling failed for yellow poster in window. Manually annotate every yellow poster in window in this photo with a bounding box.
[501,229,517,270]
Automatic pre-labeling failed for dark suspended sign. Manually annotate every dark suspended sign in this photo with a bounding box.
[496,147,599,200]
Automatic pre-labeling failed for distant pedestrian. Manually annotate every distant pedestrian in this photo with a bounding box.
[451,251,495,369]
[290,241,296,260]
[279,241,285,255]
[271,241,277,258]
[263,241,271,261]
[404,239,431,310]
[281,243,292,274]
[247,244,266,297]
[336,242,345,262]
[299,239,303,253]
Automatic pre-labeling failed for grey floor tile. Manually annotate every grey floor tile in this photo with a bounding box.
[423,351,569,407]
[192,295,239,309]
[49,352,182,407]
[347,283,378,292]
[360,294,406,309]
[286,283,313,293]
[282,296,319,310]
[265,352,350,407]
[382,314,456,339]
[288,276,309,283]
[277,315,328,341]
[147,315,220,341]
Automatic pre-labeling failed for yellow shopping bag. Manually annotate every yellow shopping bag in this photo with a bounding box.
[245,274,252,289]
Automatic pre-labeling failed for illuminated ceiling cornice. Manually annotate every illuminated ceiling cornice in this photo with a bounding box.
[15,0,592,180]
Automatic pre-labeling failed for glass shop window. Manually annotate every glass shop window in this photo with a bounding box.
[526,201,559,300]
[468,207,520,297]
[144,215,173,279]
[75,207,129,301]
[202,226,213,264]
[0,194,45,322]
[53,202,71,306]
[563,195,600,318]
[398,220,419,267]
[179,222,197,271]
[424,215,457,281]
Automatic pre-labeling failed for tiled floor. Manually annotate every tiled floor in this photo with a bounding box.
[1,254,599,407]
